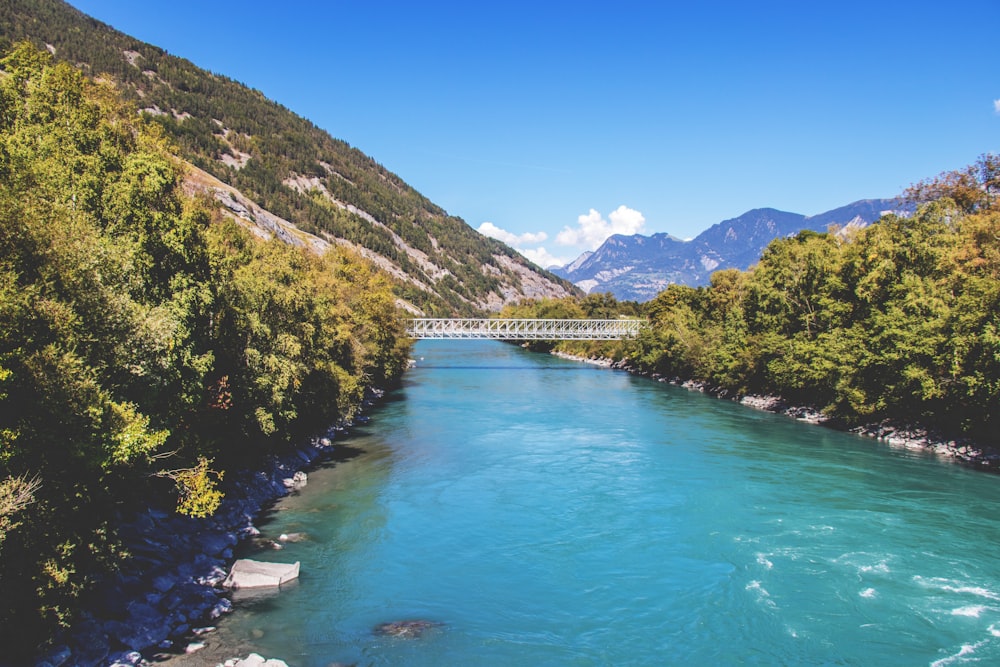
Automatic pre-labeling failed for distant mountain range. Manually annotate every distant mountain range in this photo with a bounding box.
[551,199,909,301]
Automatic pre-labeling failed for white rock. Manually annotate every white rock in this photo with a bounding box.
[234,654,266,667]
[209,598,233,619]
[222,559,300,589]
[282,471,308,489]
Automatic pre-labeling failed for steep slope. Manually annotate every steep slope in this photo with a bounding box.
[0,0,578,315]
[554,199,906,300]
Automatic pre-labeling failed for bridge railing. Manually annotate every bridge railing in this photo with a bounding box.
[406,318,644,340]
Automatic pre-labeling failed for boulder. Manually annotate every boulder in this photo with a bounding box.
[222,559,300,589]
[233,654,289,667]
[282,471,308,489]
[234,654,265,667]
[209,597,233,619]
[373,619,443,638]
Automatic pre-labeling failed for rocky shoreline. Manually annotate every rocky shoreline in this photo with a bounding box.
[35,389,386,667]
[551,351,1000,470]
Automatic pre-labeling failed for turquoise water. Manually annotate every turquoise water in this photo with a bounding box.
[194,340,1000,666]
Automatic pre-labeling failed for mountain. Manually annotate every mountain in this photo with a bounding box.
[553,199,907,301]
[0,0,579,316]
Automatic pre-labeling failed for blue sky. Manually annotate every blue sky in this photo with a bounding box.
[69,0,999,268]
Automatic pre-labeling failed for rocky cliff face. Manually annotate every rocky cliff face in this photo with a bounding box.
[553,199,908,301]
[183,164,577,313]
[1,0,579,315]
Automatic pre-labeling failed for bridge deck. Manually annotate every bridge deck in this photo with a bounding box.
[406,318,643,340]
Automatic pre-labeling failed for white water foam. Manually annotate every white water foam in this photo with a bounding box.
[951,605,988,618]
[746,580,777,609]
[809,524,836,533]
[914,576,1000,601]
[859,561,891,574]
[834,552,892,576]
[756,553,773,570]
[860,588,877,598]
[930,640,988,667]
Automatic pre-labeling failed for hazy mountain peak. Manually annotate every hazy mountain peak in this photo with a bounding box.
[552,199,907,301]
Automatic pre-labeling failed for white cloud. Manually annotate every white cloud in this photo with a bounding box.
[519,246,571,269]
[477,222,567,268]
[476,206,646,269]
[477,221,547,246]
[555,205,646,250]
[608,205,646,236]
[556,209,601,247]
[995,98,1000,114]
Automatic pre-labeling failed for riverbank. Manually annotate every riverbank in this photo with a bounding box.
[34,389,386,667]
[550,350,1000,470]
[90,338,1000,666]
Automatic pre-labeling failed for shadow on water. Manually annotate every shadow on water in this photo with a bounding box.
[234,443,369,559]
[315,443,367,467]
[379,390,407,405]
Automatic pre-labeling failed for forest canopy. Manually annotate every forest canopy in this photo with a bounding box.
[521,155,1000,446]
[0,0,578,316]
[0,42,410,653]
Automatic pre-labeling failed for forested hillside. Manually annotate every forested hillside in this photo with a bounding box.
[515,155,1000,446]
[0,42,412,656]
[0,0,578,315]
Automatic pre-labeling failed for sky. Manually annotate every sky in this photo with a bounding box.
[68,0,1000,268]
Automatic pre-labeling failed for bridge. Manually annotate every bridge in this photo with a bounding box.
[406,318,644,340]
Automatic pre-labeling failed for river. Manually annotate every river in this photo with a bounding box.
[179,340,1000,666]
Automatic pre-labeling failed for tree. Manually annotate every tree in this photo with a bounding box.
[905,153,1000,214]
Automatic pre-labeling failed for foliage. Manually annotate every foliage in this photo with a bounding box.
[0,0,578,316]
[500,164,1000,436]
[0,473,40,543]
[618,158,1000,445]
[156,457,223,518]
[0,43,410,656]
[904,154,1000,214]
[497,294,643,355]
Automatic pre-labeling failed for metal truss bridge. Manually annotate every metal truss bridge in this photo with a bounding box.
[406,318,644,340]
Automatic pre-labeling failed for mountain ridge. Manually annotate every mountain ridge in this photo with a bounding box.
[0,0,580,315]
[553,198,907,300]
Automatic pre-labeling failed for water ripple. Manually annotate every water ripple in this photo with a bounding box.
[190,341,1000,667]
